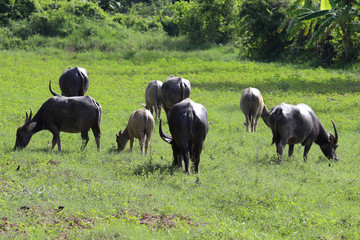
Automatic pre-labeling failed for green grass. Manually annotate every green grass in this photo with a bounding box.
[1,49,360,239]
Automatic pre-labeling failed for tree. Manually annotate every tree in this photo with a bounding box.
[236,0,289,61]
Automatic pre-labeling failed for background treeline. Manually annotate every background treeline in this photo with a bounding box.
[0,0,359,65]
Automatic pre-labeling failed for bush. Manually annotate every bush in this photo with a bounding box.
[160,0,235,44]
[235,0,290,61]
[112,13,162,32]
[0,0,36,25]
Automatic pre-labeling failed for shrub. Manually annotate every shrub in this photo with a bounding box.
[160,0,235,44]
[235,0,290,61]
[0,0,36,25]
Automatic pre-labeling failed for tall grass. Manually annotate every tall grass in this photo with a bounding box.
[0,49,360,239]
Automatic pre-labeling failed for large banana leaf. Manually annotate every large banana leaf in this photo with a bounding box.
[298,10,330,21]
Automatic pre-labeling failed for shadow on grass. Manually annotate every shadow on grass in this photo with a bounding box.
[251,153,289,165]
[8,147,73,154]
[133,158,178,176]
[193,75,360,95]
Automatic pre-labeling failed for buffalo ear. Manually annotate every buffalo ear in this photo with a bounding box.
[329,133,335,143]
[27,122,36,132]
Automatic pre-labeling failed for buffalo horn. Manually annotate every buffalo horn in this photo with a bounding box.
[331,120,338,143]
[24,109,32,125]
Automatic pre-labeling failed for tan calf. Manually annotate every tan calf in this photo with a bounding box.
[116,109,155,154]
[240,87,265,132]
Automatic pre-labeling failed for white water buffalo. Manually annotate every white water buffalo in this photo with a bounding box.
[143,80,163,120]
[240,87,266,132]
[14,96,102,151]
[269,103,338,161]
[116,109,155,154]
[159,98,208,174]
[160,76,191,118]
[57,67,89,96]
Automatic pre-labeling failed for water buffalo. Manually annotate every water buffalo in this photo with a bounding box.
[116,109,155,154]
[159,98,208,174]
[56,67,89,97]
[160,76,191,118]
[240,87,266,132]
[269,103,338,162]
[143,80,163,120]
[14,95,102,151]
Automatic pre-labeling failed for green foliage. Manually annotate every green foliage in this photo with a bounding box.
[0,0,36,25]
[160,0,235,44]
[281,0,360,63]
[2,0,108,38]
[236,0,290,61]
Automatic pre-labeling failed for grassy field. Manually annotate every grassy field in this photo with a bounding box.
[1,49,360,239]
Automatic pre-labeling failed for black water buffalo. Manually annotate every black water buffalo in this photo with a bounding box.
[159,98,208,174]
[160,76,191,118]
[14,95,102,151]
[56,67,89,97]
[269,103,338,161]
[143,80,163,120]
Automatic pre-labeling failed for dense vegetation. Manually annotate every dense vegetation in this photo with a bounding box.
[1,0,360,64]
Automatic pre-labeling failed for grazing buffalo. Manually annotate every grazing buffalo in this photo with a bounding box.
[116,109,155,154]
[14,95,102,151]
[143,80,163,120]
[240,87,266,132]
[160,76,191,118]
[159,98,208,174]
[56,67,89,97]
[269,103,338,161]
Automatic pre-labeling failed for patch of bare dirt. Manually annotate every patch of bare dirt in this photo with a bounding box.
[112,211,197,229]
[0,217,20,233]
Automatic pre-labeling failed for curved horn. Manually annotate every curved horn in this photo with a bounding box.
[29,109,32,121]
[49,81,61,96]
[24,109,32,125]
[25,111,29,123]
[159,119,172,144]
[331,120,338,143]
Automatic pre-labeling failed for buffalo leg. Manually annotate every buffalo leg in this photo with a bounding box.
[288,145,294,157]
[303,143,313,162]
[171,145,181,167]
[139,138,145,154]
[276,139,287,163]
[245,115,250,132]
[81,131,89,150]
[157,106,162,119]
[254,115,260,132]
[144,134,151,154]
[193,144,203,174]
[129,139,134,152]
[250,116,255,132]
[51,133,62,151]
[183,152,190,174]
[91,126,101,151]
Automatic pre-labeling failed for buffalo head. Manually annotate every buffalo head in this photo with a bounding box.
[320,120,339,160]
[116,130,127,151]
[14,109,37,150]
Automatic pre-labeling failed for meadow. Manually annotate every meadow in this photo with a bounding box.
[1,48,360,239]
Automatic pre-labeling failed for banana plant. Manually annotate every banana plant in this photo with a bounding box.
[280,0,360,61]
